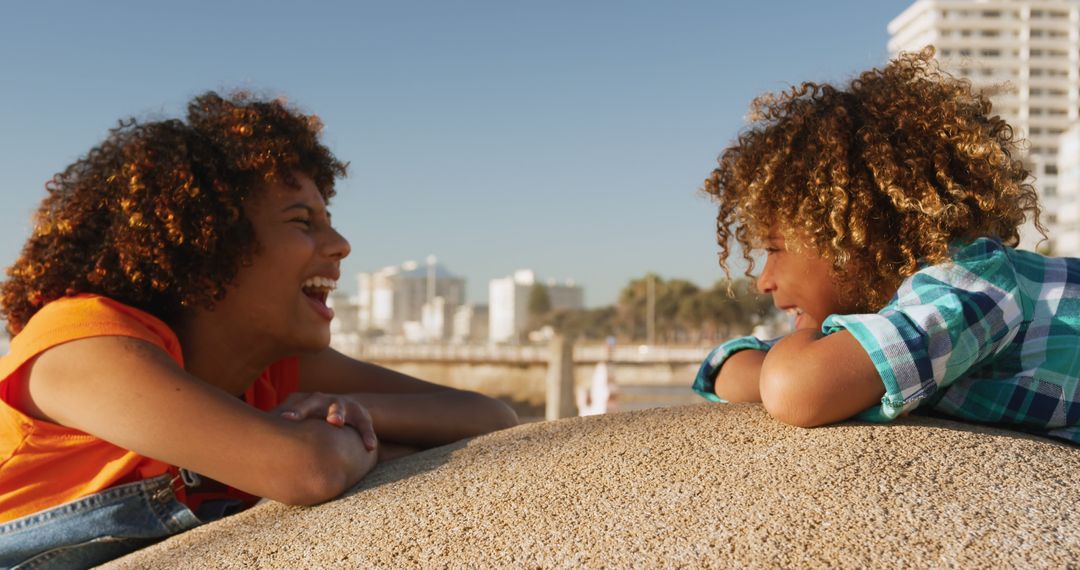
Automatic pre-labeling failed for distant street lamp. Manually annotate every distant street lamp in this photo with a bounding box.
[426,254,437,302]
[646,274,655,346]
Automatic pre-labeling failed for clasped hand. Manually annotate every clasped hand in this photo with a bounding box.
[273,392,378,451]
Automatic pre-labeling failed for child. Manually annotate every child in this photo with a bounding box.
[692,48,1079,445]
[0,92,518,568]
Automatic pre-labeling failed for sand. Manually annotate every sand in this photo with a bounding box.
[106,404,1080,569]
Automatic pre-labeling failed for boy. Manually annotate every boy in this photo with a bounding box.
[693,48,1079,444]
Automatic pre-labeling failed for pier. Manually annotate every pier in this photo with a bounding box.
[332,338,709,419]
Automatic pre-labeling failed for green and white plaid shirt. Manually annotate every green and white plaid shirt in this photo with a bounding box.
[694,238,1080,445]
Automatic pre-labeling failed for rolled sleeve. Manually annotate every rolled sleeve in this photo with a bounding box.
[823,254,1024,422]
[823,311,935,420]
[692,336,778,403]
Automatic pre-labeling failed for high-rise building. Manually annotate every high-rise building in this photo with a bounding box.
[1055,121,1080,253]
[451,304,489,344]
[353,257,466,338]
[419,296,453,342]
[889,0,1080,250]
[489,270,584,343]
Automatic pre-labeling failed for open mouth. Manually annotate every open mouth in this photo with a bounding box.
[301,276,336,305]
[782,307,804,328]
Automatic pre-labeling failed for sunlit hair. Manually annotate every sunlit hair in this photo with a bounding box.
[703,47,1043,311]
[1,91,347,335]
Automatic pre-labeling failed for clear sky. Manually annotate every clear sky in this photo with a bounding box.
[0,1,914,307]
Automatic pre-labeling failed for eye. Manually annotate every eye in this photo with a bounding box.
[290,217,312,228]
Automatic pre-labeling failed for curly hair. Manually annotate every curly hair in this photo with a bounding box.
[704,47,1043,311]
[1,91,348,335]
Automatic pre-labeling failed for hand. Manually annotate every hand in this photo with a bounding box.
[274,392,377,451]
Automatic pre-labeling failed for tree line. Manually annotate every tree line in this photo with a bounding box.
[527,274,776,345]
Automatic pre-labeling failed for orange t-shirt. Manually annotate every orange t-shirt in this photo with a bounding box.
[0,294,299,523]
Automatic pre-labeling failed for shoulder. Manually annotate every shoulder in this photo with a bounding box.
[2,295,183,379]
[897,238,1021,303]
[32,294,171,330]
[933,237,1012,279]
[879,237,1029,341]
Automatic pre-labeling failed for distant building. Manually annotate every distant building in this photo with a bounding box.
[418,296,453,343]
[489,270,584,343]
[328,291,361,353]
[452,304,489,344]
[889,0,1080,250]
[1056,122,1080,254]
[350,257,466,341]
[329,291,359,336]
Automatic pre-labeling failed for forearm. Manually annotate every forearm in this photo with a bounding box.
[357,390,518,447]
[759,329,884,427]
[759,329,833,426]
[713,349,766,402]
[310,419,378,485]
[269,418,377,504]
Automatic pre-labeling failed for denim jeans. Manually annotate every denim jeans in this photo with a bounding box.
[0,474,202,569]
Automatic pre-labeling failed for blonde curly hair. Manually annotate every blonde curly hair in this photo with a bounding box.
[704,47,1043,311]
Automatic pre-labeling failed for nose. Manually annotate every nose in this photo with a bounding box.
[325,226,351,260]
[756,255,776,294]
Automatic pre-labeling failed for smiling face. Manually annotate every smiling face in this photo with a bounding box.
[209,172,350,353]
[756,231,855,330]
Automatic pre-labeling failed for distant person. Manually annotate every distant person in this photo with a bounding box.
[0,92,518,567]
[692,47,1079,445]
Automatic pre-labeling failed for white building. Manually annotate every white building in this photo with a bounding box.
[452,304,489,344]
[352,257,466,340]
[889,0,1080,250]
[327,292,360,353]
[328,291,359,335]
[1056,121,1080,253]
[489,270,584,344]
[418,296,453,343]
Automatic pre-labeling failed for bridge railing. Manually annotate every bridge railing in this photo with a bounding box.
[331,336,709,364]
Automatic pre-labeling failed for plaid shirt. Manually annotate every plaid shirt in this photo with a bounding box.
[693,238,1080,444]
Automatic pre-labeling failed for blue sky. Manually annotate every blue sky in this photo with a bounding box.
[0,1,914,306]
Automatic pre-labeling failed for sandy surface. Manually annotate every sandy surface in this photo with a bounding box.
[107,404,1079,569]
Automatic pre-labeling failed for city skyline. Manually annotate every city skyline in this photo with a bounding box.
[332,258,584,344]
[2,1,912,307]
[889,0,1080,253]
[351,255,582,294]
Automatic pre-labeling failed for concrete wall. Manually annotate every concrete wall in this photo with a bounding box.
[111,405,1080,569]
[370,359,700,415]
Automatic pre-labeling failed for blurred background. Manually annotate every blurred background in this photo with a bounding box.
[4,0,1076,417]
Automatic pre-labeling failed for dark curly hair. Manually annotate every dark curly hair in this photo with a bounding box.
[1,91,347,335]
[704,47,1044,311]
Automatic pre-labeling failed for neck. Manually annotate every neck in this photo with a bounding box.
[172,310,281,396]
